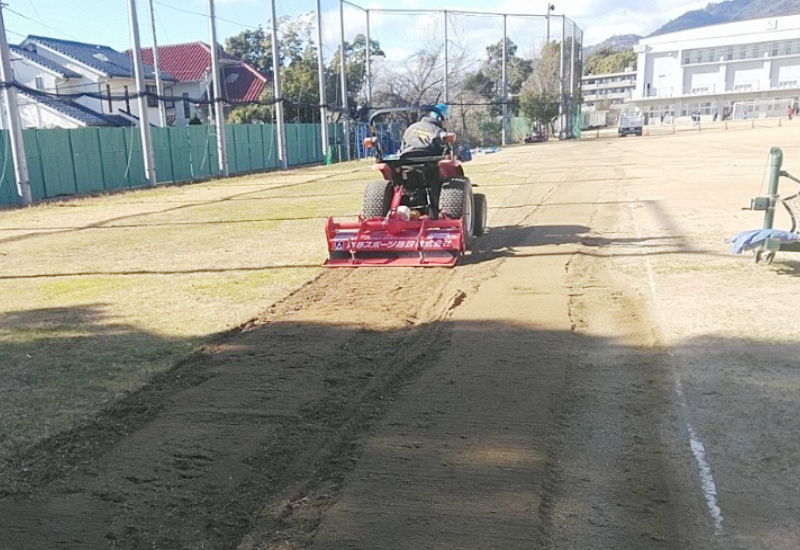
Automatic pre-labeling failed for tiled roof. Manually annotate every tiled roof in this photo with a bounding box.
[138,42,236,82]
[10,46,81,79]
[24,36,174,81]
[220,64,268,103]
[138,42,268,103]
[22,93,133,127]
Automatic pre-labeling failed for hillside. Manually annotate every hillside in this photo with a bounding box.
[650,0,800,36]
[583,34,642,58]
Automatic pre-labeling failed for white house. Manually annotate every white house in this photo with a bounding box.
[6,35,175,129]
[629,15,800,121]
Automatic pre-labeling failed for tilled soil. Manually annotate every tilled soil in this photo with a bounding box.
[3,129,800,549]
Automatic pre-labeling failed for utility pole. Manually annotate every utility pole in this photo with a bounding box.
[339,0,350,161]
[502,14,508,146]
[0,3,30,205]
[271,0,287,169]
[315,0,329,159]
[146,0,167,127]
[128,0,157,187]
[546,3,554,42]
[365,9,372,107]
[558,15,565,139]
[569,19,576,139]
[443,10,449,103]
[207,0,228,177]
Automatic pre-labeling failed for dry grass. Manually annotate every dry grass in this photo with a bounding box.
[0,161,378,454]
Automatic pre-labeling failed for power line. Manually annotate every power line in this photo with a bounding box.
[4,6,82,41]
[151,0,262,30]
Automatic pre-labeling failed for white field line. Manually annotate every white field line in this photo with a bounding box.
[627,202,724,535]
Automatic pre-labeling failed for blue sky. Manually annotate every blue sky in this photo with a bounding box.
[3,0,710,57]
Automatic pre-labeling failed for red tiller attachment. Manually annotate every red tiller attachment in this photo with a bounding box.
[324,215,466,267]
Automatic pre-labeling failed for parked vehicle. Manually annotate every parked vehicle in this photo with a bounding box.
[618,112,644,137]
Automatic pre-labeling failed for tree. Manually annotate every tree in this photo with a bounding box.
[519,41,562,133]
[327,34,385,119]
[225,27,274,76]
[584,48,637,76]
[463,38,532,117]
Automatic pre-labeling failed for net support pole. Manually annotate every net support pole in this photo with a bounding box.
[146,0,167,127]
[444,10,449,103]
[339,0,351,161]
[569,20,576,139]
[315,0,329,159]
[502,14,508,146]
[128,0,157,186]
[271,0,288,169]
[365,9,372,106]
[207,0,229,177]
[559,15,565,139]
[0,4,30,204]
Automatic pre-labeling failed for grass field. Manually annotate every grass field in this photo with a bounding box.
[0,162,384,454]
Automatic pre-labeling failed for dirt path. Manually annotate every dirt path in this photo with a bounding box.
[3,128,800,549]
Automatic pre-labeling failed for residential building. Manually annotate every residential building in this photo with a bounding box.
[9,35,175,129]
[581,68,637,111]
[629,15,800,121]
[137,42,269,126]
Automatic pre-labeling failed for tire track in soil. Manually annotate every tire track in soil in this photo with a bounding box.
[0,156,569,550]
[0,268,473,550]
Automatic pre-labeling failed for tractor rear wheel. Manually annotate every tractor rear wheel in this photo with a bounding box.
[361,180,394,219]
[473,193,487,236]
[439,177,475,243]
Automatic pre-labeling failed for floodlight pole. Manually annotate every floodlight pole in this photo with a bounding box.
[444,10,449,103]
[339,0,351,161]
[128,0,157,187]
[502,14,508,146]
[365,9,372,106]
[315,0,329,159]
[207,0,229,177]
[0,3,30,205]
[271,0,288,169]
[569,19,576,138]
[559,15,565,139]
[146,0,167,127]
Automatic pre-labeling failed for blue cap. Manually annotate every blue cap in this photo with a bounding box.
[430,103,449,121]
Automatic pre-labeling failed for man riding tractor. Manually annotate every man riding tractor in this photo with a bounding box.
[398,103,449,218]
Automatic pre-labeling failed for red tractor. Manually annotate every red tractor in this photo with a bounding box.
[324,107,487,267]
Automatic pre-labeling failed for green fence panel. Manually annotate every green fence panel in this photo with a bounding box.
[0,132,18,207]
[98,127,132,190]
[71,128,105,194]
[187,125,214,179]
[248,124,265,170]
[266,124,279,169]
[224,125,238,174]
[125,127,147,187]
[167,127,192,182]
[22,129,46,200]
[285,124,299,167]
[151,127,175,184]
[233,125,253,174]
[207,126,219,178]
[36,129,77,197]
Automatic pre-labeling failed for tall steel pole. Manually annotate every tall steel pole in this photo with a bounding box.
[365,9,372,106]
[271,0,287,169]
[558,15,565,139]
[128,0,157,187]
[443,10,449,103]
[0,4,30,205]
[569,19,576,139]
[207,0,228,177]
[339,0,350,161]
[502,14,508,146]
[315,0,329,159]
[146,0,167,127]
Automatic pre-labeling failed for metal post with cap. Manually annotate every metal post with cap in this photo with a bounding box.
[207,0,229,177]
[0,2,31,204]
[128,0,157,186]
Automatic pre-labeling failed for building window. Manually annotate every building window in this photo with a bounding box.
[124,85,130,113]
[106,84,112,112]
[34,76,44,90]
[165,88,174,109]
[146,85,158,108]
[183,93,191,119]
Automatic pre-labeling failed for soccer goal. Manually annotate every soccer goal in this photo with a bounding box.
[731,98,794,120]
